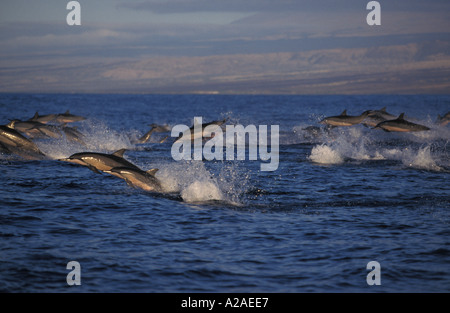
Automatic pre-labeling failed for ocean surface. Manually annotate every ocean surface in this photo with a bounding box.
[0,94,449,293]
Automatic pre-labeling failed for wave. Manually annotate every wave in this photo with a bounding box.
[303,124,450,172]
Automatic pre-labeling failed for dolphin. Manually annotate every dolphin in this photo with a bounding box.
[104,167,162,192]
[60,124,86,145]
[175,118,227,142]
[373,113,430,132]
[0,125,45,159]
[136,124,171,144]
[369,107,396,120]
[436,112,450,126]
[7,119,65,139]
[6,120,47,138]
[53,110,86,124]
[362,114,387,128]
[59,149,141,174]
[28,112,58,124]
[320,110,372,127]
[29,123,63,139]
[362,107,397,128]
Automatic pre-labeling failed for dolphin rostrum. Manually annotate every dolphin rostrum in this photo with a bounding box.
[0,124,45,159]
[104,167,162,192]
[320,110,371,127]
[59,149,141,174]
[374,113,430,132]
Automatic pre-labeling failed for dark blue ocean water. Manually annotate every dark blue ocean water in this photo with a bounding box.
[0,94,449,292]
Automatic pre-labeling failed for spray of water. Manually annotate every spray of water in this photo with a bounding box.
[306,124,449,172]
[154,160,251,205]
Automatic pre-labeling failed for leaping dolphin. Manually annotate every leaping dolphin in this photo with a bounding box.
[52,110,86,124]
[362,107,397,128]
[28,112,58,124]
[136,124,171,144]
[0,125,46,159]
[373,113,430,132]
[60,124,86,146]
[175,118,227,142]
[28,123,62,139]
[6,120,50,139]
[320,110,371,127]
[59,149,141,174]
[104,167,162,192]
[369,107,396,120]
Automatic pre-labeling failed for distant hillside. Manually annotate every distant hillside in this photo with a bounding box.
[99,40,450,94]
[1,40,449,94]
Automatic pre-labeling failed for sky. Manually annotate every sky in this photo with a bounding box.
[1,0,449,93]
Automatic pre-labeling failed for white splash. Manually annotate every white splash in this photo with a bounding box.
[154,160,248,204]
[308,144,344,165]
[402,146,443,172]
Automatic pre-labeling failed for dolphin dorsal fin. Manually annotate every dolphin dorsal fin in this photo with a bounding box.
[380,107,387,112]
[28,112,39,121]
[397,113,405,120]
[6,120,16,128]
[146,168,159,176]
[112,149,127,157]
[340,110,347,116]
[65,110,70,114]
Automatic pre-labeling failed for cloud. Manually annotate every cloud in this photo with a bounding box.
[118,0,450,14]
[119,0,301,13]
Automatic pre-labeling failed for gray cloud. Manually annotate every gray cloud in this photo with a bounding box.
[118,0,450,14]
